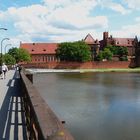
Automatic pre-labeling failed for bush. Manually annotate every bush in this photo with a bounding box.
[119,56,128,61]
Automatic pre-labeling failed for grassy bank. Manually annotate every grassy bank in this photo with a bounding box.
[80,68,140,73]
[27,68,140,74]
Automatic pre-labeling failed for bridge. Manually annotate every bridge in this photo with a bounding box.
[0,70,74,140]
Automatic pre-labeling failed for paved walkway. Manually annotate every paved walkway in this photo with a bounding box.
[0,70,27,140]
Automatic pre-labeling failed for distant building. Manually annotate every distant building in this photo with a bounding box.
[134,37,140,66]
[20,43,59,63]
[84,34,100,60]
[20,34,100,63]
[20,32,138,63]
[100,32,135,57]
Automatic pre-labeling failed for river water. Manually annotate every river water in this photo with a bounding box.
[34,72,140,140]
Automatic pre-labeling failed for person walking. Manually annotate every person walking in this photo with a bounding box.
[2,63,8,79]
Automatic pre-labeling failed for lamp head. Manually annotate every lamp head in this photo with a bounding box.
[0,28,8,30]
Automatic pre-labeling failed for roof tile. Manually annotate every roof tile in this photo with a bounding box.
[20,43,58,54]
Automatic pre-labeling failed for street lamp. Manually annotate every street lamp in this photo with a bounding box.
[1,38,10,65]
[5,43,11,54]
[0,28,7,30]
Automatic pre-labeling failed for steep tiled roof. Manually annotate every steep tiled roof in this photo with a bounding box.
[84,34,95,44]
[113,38,134,47]
[20,43,58,54]
[84,34,100,45]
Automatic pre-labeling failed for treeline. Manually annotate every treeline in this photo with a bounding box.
[56,41,128,62]
[96,45,128,61]
[0,47,31,65]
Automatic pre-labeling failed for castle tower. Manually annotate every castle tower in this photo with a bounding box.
[103,32,109,40]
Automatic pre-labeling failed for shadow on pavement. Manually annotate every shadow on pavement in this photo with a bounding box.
[0,71,27,140]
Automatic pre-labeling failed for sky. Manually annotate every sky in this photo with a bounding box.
[0,0,140,49]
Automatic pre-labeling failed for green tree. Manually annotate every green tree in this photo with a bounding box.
[0,53,4,65]
[18,48,31,62]
[118,46,128,61]
[3,54,16,65]
[8,47,19,62]
[56,41,91,62]
[106,45,119,55]
[96,48,113,61]
[102,48,113,60]
[96,51,103,61]
[118,46,128,57]
[8,47,31,63]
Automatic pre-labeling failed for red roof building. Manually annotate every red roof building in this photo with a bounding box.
[100,32,135,57]
[84,34,100,60]
[20,43,59,63]
[20,32,137,63]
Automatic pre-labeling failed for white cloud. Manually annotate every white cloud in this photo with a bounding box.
[135,17,140,22]
[0,0,108,43]
[111,19,140,39]
[109,2,130,15]
[43,0,72,10]
[123,0,140,10]
[99,0,130,14]
[2,0,139,44]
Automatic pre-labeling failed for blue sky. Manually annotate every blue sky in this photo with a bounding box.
[0,0,140,49]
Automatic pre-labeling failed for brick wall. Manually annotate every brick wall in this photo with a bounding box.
[23,61,133,69]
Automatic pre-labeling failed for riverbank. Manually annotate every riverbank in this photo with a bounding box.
[80,68,140,73]
[26,68,140,74]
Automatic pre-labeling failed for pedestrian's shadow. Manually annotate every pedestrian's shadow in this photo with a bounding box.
[0,71,27,140]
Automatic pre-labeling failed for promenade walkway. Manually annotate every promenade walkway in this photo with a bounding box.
[0,70,27,140]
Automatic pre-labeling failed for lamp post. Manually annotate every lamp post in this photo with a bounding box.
[0,27,8,68]
[5,44,11,54]
[1,38,10,66]
[0,28,7,31]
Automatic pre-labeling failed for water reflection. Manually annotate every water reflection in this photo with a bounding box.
[34,72,140,140]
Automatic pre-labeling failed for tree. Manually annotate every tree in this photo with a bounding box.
[18,48,31,62]
[56,41,91,62]
[106,45,119,55]
[8,47,31,63]
[102,48,113,60]
[118,46,128,61]
[96,51,103,61]
[118,46,128,57]
[8,48,19,62]
[96,48,113,61]
[3,54,16,65]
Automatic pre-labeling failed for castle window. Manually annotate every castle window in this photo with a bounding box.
[117,41,119,44]
[128,40,130,44]
[31,49,34,51]
[43,49,46,51]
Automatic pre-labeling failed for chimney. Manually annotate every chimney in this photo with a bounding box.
[103,32,109,40]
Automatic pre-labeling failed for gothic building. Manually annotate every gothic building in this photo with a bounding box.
[100,32,135,58]
[20,32,138,63]
[84,34,100,60]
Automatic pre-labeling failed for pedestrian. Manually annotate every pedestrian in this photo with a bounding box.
[2,63,8,79]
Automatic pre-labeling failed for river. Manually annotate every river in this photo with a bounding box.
[34,72,140,140]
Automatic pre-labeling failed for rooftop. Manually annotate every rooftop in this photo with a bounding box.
[20,43,58,54]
